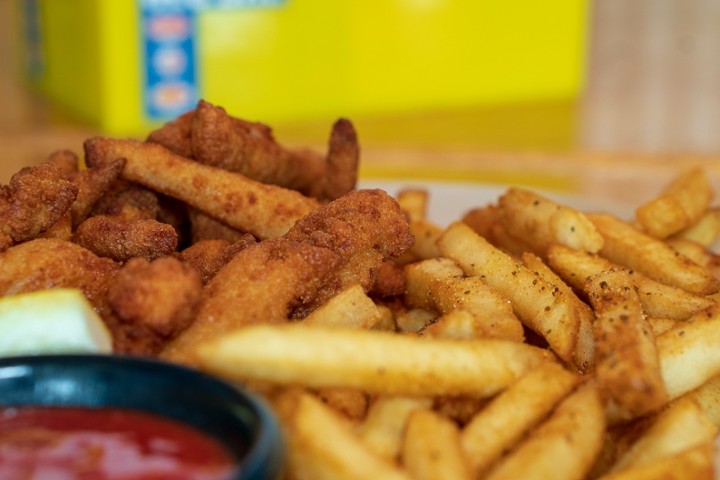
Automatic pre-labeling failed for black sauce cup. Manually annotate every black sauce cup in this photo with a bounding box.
[0,354,284,480]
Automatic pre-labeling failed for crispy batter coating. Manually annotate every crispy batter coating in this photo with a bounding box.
[107,256,203,354]
[177,236,256,284]
[84,137,320,238]
[46,149,80,176]
[68,157,126,227]
[161,238,343,365]
[190,100,327,196]
[73,215,178,262]
[285,189,414,315]
[146,109,195,158]
[39,211,72,241]
[370,260,407,298]
[188,207,250,243]
[0,163,78,251]
[0,238,120,319]
[90,180,161,221]
[161,188,413,365]
[321,118,360,200]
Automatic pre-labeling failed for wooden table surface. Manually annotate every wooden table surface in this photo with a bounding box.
[3,0,720,212]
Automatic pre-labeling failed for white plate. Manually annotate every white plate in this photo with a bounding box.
[358,179,635,226]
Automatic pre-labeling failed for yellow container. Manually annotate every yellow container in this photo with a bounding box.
[17,0,588,136]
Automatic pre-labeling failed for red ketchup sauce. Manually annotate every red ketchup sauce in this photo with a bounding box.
[0,406,237,480]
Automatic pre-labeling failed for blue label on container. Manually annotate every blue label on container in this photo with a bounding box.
[21,0,44,78]
[139,0,284,121]
[140,3,199,120]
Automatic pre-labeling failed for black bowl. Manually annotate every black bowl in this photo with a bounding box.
[0,354,284,480]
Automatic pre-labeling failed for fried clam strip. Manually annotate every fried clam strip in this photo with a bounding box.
[107,256,202,355]
[0,238,119,320]
[0,162,78,251]
[283,189,414,316]
[160,238,342,366]
[73,215,178,262]
[146,109,195,158]
[190,100,328,197]
[588,213,720,295]
[68,157,126,227]
[437,222,582,366]
[163,189,413,366]
[547,244,715,321]
[84,137,319,239]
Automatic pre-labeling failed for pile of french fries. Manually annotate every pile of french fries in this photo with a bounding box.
[194,167,720,480]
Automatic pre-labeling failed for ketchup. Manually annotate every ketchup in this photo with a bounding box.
[0,406,237,480]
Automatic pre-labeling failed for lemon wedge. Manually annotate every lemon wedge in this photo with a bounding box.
[0,289,113,356]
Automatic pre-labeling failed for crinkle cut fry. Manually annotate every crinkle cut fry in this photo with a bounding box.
[84,136,320,239]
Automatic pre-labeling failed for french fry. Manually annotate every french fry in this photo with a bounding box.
[679,375,720,428]
[522,251,595,371]
[302,284,381,329]
[395,307,436,333]
[438,222,581,363]
[548,244,715,321]
[497,187,604,255]
[405,258,525,342]
[672,207,720,246]
[401,408,472,480]
[195,323,554,397]
[84,137,320,239]
[461,362,582,478]
[584,269,668,420]
[657,304,720,399]
[274,389,412,480]
[599,443,715,480]
[635,167,713,239]
[607,397,717,474]
[483,382,605,480]
[356,396,432,461]
[396,188,429,221]
[588,213,720,295]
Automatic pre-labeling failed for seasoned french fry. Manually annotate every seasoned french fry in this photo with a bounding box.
[302,284,381,329]
[356,396,432,462]
[588,213,720,295]
[598,443,715,480]
[635,167,713,239]
[396,188,429,221]
[405,258,525,342]
[679,375,720,428]
[401,409,472,480]
[646,317,679,336]
[584,269,668,420]
[522,252,595,371]
[274,389,412,480]
[657,304,720,399]
[196,323,554,397]
[407,219,443,260]
[608,397,717,473]
[438,222,581,362]
[461,362,582,478]
[483,382,605,480]
[498,187,603,255]
[395,307,436,333]
[548,244,715,321]
[672,207,720,246]
[84,137,320,239]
